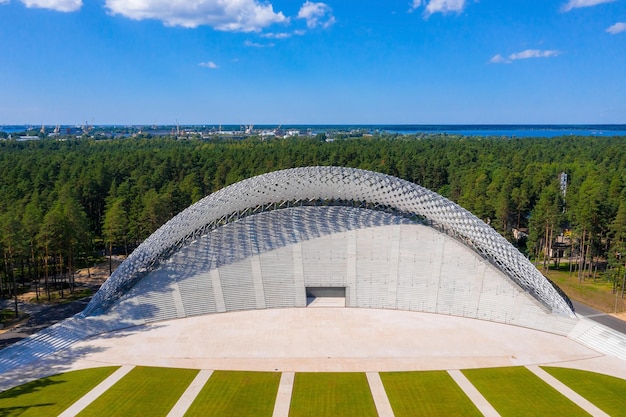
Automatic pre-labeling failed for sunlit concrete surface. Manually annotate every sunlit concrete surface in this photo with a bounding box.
[65,308,601,373]
[551,355,626,380]
[4,307,626,392]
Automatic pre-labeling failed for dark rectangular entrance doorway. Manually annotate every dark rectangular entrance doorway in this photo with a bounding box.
[306,287,346,307]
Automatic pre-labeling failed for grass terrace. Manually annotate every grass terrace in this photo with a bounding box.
[462,366,589,417]
[0,366,118,417]
[542,366,626,417]
[289,372,378,417]
[185,370,280,417]
[3,366,626,416]
[380,370,482,417]
[77,366,198,417]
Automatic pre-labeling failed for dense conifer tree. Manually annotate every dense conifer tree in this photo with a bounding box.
[0,133,624,301]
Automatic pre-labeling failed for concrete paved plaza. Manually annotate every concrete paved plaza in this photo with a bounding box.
[43,307,626,377]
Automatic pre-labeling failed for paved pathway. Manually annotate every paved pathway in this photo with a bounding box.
[272,372,295,417]
[167,369,213,417]
[58,365,135,417]
[572,300,626,334]
[366,372,394,417]
[526,365,609,417]
[447,370,500,417]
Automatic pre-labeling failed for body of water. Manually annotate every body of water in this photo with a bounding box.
[2,124,626,138]
[378,125,626,138]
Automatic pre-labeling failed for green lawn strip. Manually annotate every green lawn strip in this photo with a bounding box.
[380,370,482,417]
[77,366,198,417]
[289,372,378,417]
[462,366,591,417]
[0,366,118,417]
[543,268,619,313]
[542,366,626,417]
[184,370,280,417]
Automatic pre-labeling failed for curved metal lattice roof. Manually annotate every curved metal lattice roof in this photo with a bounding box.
[83,166,575,318]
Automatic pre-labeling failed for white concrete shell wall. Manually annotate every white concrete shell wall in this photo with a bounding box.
[83,166,575,318]
[108,207,577,335]
[111,207,413,321]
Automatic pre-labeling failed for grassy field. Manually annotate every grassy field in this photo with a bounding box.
[380,370,482,417]
[3,366,626,415]
[77,366,198,417]
[289,372,378,417]
[462,366,590,417]
[542,366,626,417]
[0,366,118,417]
[184,370,280,417]
[541,263,624,313]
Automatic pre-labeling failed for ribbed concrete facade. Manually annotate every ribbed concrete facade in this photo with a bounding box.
[85,166,575,319]
[109,207,576,335]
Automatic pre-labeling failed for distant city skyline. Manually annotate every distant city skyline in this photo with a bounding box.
[1,0,625,124]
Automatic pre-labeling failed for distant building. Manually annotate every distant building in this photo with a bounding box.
[18,135,40,141]
[560,172,568,197]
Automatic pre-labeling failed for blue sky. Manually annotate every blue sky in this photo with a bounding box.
[0,0,624,124]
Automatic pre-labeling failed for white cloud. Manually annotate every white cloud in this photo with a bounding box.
[510,49,561,59]
[0,0,10,5]
[297,1,336,29]
[561,0,615,12]
[607,22,626,34]
[105,0,288,31]
[261,30,305,39]
[262,32,292,39]
[411,0,466,15]
[489,54,508,64]
[490,49,562,64]
[244,40,274,47]
[199,61,218,69]
[20,0,81,12]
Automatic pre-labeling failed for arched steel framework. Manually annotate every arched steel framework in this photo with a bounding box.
[83,166,575,318]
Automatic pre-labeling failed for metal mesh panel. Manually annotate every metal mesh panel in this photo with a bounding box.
[83,166,575,318]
